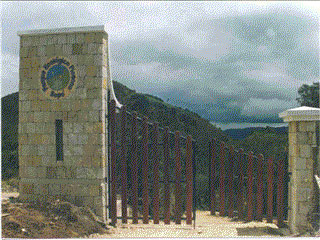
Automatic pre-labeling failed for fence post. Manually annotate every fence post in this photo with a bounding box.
[219,142,226,216]
[142,117,149,224]
[131,112,138,224]
[247,151,254,221]
[186,135,193,225]
[174,131,182,224]
[256,154,264,222]
[267,157,274,223]
[228,145,235,218]
[210,139,216,215]
[120,105,128,223]
[152,122,160,224]
[110,100,117,226]
[237,148,245,220]
[277,155,285,227]
[163,127,170,225]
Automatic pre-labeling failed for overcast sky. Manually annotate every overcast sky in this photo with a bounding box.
[1,1,319,122]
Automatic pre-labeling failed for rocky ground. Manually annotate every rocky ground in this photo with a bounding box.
[2,190,318,238]
[1,192,109,238]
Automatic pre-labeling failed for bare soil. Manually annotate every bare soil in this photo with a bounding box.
[1,192,108,238]
[2,192,293,238]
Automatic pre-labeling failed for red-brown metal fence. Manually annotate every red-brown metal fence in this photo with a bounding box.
[108,100,196,226]
[209,138,288,227]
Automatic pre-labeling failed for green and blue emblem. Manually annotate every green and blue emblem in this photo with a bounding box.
[40,57,76,99]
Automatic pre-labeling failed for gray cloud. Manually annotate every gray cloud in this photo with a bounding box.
[1,2,319,123]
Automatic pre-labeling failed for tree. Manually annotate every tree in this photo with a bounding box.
[296,82,319,108]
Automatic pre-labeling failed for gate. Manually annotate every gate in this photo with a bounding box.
[107,99,196,226]
[209,138,289,227]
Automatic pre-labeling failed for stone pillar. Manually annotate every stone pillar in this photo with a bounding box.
[17,26,119,220]
[279,106,320,234]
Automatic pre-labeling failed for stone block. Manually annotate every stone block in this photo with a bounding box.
[66,34,76,44]
[56,167,66,178]
[73,146,83,156]
[57,34,67,44]
[299,145,311,158]
[49,183,61,195]
[62,44,72,55]
[88,111,99,122]
[73,123,84,133]
[85,33,96,43]
[46,45,55,56]
[36,167,47,178]
[20,183,34,194]
[86,65,97,77]
[65,167,76,179]
[19,134,28,145]
[72,43,83,55]
[76,167,95,179]
[21,145,35,156]
[38,46,46,56]
[29,155,42,167]
[55,45,63,56]
[46,166,57,179]
[20,101,31,111]
[29,133,43,144]
[298,121,315,132]
[307,132,316,145]
[21,36,32,47]
[67,111,78,122]
[20,47,29,58]
[74,88,87,99]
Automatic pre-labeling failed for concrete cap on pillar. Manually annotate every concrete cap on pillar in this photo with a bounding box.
[279,106,320,122]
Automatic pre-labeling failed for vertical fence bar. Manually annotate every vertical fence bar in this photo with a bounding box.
[120,105,128,223]
[277,156,285,227]
[256,154,264,222]
[110,100,117,226]
[142,117,149,224]
[131,112,138,224]
[174,131,182,224]
[186,135,193,225]
[152,122,160,224]
[247,151,254,221]
[228,146,235,218]
[210,139,216,215]
[192,141,197,229]
[267,157,274,223]
[237,149,244,220]
[219,142,226,216]
[163,127,170,225]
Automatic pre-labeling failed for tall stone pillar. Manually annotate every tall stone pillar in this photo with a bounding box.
[279,106,320,234]
[17,26,119,220]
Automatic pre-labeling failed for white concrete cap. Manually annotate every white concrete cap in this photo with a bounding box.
[279,106,320,122]
[18,25,107,36]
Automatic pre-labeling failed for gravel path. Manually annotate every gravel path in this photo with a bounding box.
[91,210,283,238]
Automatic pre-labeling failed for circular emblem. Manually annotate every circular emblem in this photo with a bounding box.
[40,57,76,99]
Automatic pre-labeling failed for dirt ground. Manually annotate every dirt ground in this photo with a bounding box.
[90,199,287,238]
[0,192,298,238]
[90,210,285,238]
[1,192,108,238]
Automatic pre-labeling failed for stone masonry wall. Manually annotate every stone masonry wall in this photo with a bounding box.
[288,120,319,233]
[18,29,109,217]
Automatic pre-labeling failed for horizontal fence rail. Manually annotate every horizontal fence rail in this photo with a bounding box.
[209,138,288,227]
[108,100,195,226]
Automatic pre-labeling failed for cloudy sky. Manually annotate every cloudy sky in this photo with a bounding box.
[1,1,319,123]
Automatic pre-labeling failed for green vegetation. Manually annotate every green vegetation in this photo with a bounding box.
[2,92,19,180]
[2,81,289,212]
[297,82,319,108]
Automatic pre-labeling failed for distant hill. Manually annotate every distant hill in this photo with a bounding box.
[1,92,19,179]
[1,81,231,179]
[224,126,288,140]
